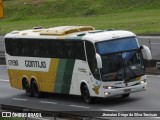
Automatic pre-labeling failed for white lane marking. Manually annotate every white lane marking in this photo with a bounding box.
[152,117,160,119]
[101,109,117,111]
[29,117,50,120]
[151,43,160,45]
[12,98,28,101]
[147,75,160,78]
[0,79,9,82]
[0,65,6,67]
[69,104,90,109]
[40,101,57,105]
[138,36,160,38]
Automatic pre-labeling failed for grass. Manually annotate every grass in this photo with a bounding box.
[0,117,22,120]
[1,0,160,35]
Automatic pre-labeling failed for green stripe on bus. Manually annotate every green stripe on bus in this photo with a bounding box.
[54,36,83,94]
[60,59,75,94]
[54,59,67,93]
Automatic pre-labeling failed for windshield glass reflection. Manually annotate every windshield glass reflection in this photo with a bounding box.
[95,37,145,81]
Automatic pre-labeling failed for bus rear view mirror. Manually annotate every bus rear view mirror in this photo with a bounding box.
[96,53,102,69]
[141,45,152,60]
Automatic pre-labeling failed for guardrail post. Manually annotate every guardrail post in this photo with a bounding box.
[52,113,58,120]
[23,109,29,120]
[83,117,91,120]
[156,62,160,69]
[148,39,152,56]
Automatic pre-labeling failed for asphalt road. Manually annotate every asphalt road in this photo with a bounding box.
[0,65,160,120]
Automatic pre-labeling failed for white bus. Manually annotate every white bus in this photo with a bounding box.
[4,26,152,103]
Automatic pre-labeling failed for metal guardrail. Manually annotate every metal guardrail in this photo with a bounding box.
[0,51,4,58]
[0,104,101,120]
[0,51,5,65]
[138,36,160,60]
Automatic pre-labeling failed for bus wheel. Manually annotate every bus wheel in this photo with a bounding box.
[81,84,95,104]
[24,80,33,97]
[122,93,130,98]
[31,80,44,98]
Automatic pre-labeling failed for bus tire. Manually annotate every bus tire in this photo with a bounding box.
[81,84,95,104]
[31,80,44,98]
[122,93,130,98]
[23,79,33,97]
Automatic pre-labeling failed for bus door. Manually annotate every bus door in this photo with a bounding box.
[85,41,101,96]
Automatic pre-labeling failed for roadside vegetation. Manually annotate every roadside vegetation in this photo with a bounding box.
[1,0,160,35]
[0,117,22,120]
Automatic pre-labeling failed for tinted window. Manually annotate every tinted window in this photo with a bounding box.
[96,37,138,55]
[85,41,100,80]
[5,39,18,56]
[5,38,86,61]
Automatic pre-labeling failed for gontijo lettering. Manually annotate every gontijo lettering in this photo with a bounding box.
[25,60,46,68]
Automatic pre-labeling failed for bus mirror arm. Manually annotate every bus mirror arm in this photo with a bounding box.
[140,45,152,60]
[96,53,102,69]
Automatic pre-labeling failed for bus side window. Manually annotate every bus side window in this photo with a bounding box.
[18,41,22,56]
[85,41,100,80]
[62,40,86,60]
[12,40,18,56]
[63,41,74,59]
[61,41,66,58]
[40,40,51,58]
[5,39,13,55]
[74,41,86,61]
[21,39,39,57]
[33,40,40,57]
[51,40,63,58]
[21,40,30,56]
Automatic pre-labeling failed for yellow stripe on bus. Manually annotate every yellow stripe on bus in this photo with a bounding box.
[41,58,59,92]
[7,58,59,93]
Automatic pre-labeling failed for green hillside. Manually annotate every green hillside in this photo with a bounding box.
[1,0,160,35]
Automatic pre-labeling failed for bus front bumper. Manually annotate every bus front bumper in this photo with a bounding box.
[103,82,147,97]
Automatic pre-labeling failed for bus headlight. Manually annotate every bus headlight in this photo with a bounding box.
[140,79,146,84]
[140,80,145,84]
[103,86,115,89]
[108,86,112,89]
[104,92,110,96]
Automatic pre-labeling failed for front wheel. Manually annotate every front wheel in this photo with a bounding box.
[81,85,95,104]
[122,93,130,98]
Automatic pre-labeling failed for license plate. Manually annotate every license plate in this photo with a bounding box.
[124,89,131,93]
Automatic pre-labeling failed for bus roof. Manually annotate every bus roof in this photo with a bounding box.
[5,26,136,43]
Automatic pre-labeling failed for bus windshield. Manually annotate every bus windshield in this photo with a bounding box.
[95,37,145,81]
